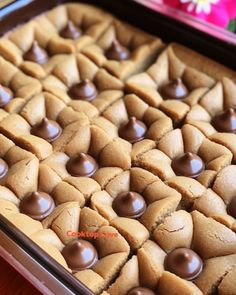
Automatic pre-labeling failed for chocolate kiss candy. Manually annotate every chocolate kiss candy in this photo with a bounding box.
[118,117,147,144]
[0,85,13,107]
[61,239,98,272]
[160,78,189,100]
[212,108,236,133]
[0,158,8,179]
[112,191,146,219]
[164,248,203,281]
[19,192,55,221]
[105,40,130,61]
[171,152,205,178]
[23,41,49,64]
[69,79,97,101]
[60,20,82,39]
[31,118,62,143]
[127,287,156,295]
[66,153,98,177]
[227,196,236,219]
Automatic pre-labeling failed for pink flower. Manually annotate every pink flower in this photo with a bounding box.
[163,0,236,28]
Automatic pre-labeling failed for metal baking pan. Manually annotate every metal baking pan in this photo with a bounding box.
[0,215,94,295]
[96,0,236,70]
[0,0,235,295]
[0,0,235,70]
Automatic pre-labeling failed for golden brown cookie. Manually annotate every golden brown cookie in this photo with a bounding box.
[0,2,235,294]
[126,46,213,115]
[67,224,130,294]
[133,210,236,294]
[91,168,182,248]
[83,19,163,80]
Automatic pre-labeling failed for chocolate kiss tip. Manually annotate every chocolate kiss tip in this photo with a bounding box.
[0,84,13,107]
[0,158,8,179]
[106,39,130,61]
[171,152,204,178]
[66,153,98,177]
[183,252,190,259]
[19,191,55,221]
[31,118,61,143]
[67,20,74,27]
[62,240,98,272]
[32,40,41,49]
[221,108,235,118]
[212,108,236,133]
[165,248,203,281]
[127,192,136,199]
[24,40,48,65]
[112,191,146,219]
[160,78,188,100]
[69,79,97,101]
[119,117,147,144]
[127,287,156,295]
[60,20,82,40]
[227,108,235,115]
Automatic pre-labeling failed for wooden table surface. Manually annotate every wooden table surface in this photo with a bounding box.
[0,257,42,295]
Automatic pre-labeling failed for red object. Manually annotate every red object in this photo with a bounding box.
[0,257,42,295]
[163,0,236,28]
